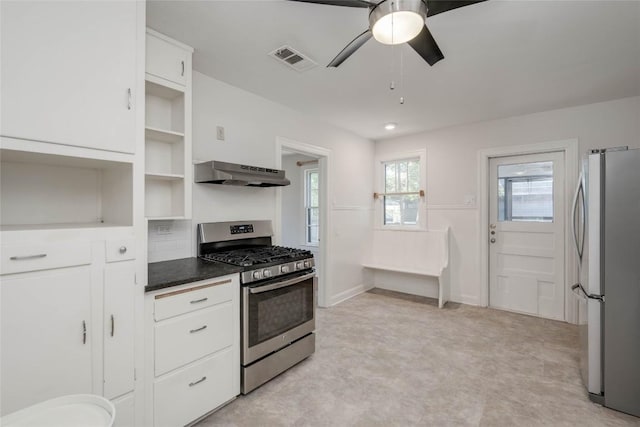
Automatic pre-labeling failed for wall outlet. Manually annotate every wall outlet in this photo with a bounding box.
[216,126,225,141]
[156,224,171,235]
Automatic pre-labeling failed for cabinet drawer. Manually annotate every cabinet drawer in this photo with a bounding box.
[105,239,135,263]
[1,242,91,275]
[155,303,233,376]
[146,33,189,86]
[154,278,233,321]
[154,348,235,427]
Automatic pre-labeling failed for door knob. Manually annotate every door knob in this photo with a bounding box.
[489,224,497,229]
[490,238,496,243]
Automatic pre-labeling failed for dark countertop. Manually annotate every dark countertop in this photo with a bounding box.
[146,257,242,292]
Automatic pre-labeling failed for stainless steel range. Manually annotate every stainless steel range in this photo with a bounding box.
[197,220,316,394]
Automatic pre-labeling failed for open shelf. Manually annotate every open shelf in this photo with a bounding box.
[145,81,184,134]
[145,127,184,143]
[145,176,185,219]
[145,173,184,181]
[1,149,133,230]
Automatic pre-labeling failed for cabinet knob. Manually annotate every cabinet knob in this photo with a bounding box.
[119,246,127,254]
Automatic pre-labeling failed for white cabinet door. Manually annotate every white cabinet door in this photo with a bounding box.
[112,392,135,427]
[0,1,137,154]
[146,33,189,86]
[104,261,136,399]
[0,267,93,415]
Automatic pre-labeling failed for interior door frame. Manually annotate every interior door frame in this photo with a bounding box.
[478,139,579,323]
[275,136,332,308]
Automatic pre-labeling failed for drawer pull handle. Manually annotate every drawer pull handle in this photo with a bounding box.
[110,315,115,337]
[189,325,207,334]
[190,297,208,304]
[127,88,132,110]
[82,320,87,344]
[181,60,185,76]
[189,376,206,387]
[10,254,47,261]
[119,246,127,254]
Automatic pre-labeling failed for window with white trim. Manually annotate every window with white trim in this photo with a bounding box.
[304,168,319,245]
[375,150,426,229]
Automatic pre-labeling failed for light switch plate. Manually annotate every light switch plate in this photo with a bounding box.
[216,126,225,141]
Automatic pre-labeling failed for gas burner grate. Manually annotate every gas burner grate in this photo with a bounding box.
[201,246,312,267]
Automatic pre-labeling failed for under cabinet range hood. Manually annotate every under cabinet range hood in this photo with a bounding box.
[194,160,290,187]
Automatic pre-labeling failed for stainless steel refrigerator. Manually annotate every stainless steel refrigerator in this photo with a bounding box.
[571,147,640,417]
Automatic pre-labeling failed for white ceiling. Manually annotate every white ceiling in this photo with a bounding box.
[147,0,640,141]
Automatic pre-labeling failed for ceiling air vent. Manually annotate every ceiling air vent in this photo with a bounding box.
[269,45,317,72]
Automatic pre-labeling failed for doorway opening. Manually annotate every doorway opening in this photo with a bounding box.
[275,137,331,308]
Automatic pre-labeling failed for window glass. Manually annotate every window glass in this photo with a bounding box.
[498,161,553,222]
[305,169,319,245]
[383,158,420,226]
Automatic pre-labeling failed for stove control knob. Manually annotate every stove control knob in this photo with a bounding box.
[295,261,304,270]
[280,265,290,274]
[304,260,311,268]
[252,271,262,280]
[263,269,272,278]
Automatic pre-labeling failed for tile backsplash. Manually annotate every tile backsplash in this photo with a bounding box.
[148,220,193,263]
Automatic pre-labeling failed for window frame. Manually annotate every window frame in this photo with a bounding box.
[374,150,427,230]
[303,167,320,246]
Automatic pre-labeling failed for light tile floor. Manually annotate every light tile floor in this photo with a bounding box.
[197,289,640,426]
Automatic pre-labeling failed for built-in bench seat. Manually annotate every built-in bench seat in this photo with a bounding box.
[363,227,450,308]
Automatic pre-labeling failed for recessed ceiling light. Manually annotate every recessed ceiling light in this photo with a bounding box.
[384,122,397,131]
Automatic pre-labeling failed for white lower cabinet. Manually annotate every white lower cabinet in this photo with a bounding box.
[0,231,139,424]
[104,260,136,399]
[154,303,234,376]
[146,275,240,426]
[0,266,94,415]
[113,393,135,427]
[154,349,235,427]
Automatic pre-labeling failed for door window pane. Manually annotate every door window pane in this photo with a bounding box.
[498,161,553,222]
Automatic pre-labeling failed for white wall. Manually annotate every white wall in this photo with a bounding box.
[374,96,640,306]
[149,71,376,306]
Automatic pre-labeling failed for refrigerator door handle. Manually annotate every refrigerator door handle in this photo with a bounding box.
[571,283,604,302]
[571,172,585,261]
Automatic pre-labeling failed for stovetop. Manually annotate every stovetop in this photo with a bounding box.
[199,245,315,284]
[201,246,312,267]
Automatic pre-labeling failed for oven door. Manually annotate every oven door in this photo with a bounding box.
[242,271,317,365]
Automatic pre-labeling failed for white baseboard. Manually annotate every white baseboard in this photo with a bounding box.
[330,283,373,306]
[459,294,482,306]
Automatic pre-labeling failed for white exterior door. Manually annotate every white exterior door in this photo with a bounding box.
[489,151,565,320]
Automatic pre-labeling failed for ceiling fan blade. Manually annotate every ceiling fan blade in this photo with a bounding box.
[407,25,444,66]
[425,0,487,17]
[288,0,374,8]
[327,29,372,67]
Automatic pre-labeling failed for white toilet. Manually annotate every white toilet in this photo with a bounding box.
[0,394,115,427]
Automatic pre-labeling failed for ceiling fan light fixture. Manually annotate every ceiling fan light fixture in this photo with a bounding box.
[369,0,426,45]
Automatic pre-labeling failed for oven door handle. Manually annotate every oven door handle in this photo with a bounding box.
[248,272,316,294]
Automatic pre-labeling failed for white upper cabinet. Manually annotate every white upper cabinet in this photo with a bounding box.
[146,32,190,87]
[0,1,137,154]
